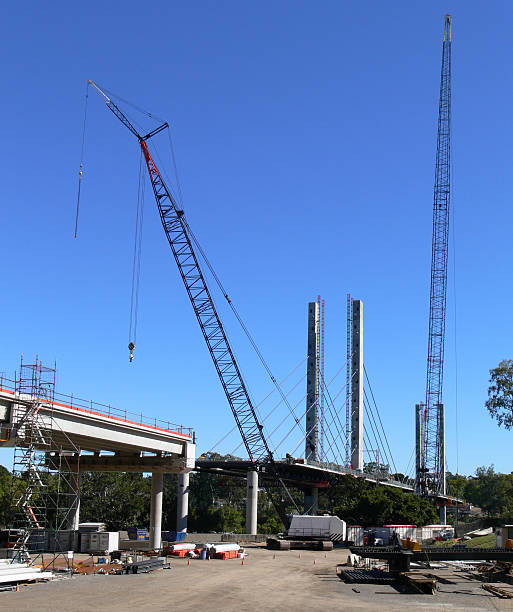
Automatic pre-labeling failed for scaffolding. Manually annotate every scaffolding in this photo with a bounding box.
[9,357,80,570]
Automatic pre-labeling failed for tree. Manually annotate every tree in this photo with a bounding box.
[486,359,513,429]
[0,466,12,527]
[327,476,438,526]
[80,472,150,530]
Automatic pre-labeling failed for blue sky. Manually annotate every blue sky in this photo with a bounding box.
[1,1,513,477]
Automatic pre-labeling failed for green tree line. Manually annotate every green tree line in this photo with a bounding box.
[448,466,513,519]
[1,458,445,532]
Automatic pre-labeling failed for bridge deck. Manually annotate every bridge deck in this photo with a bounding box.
[0,379,195,472]
[196,459,462,504]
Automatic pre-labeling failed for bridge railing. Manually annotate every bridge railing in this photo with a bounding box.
[0,374,193,438]
[303,459,413,489]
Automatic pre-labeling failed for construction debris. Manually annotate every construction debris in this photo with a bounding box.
[400,572,437,594]
[477,561,513,576]
[482,583,513,599]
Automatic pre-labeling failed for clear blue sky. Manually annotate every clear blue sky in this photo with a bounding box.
[1,1,512,477]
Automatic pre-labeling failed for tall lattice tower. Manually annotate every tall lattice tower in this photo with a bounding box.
[417,14,452,498]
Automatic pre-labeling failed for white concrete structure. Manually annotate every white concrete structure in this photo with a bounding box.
[150,471,163,549]
[0,382,195,552]
[245,470,258,535]
[305,302,319,461]
[177,471,190,533]
[350,300,363,471]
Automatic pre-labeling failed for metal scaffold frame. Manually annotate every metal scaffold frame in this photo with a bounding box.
[9,357,80,570]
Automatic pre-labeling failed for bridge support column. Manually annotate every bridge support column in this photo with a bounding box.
[176,472,189,533]
[150,471,163,549]
[304,487,318,515]
[68,472,81,531]
[245,470,258,535]
[437,402,446,523]
[351,300,363,471]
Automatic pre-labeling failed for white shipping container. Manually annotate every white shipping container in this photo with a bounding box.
[347,526,364,546]
[385,525,417,540]
[87,532,119,553]
[287,515,346,542]
[419,524,454,542]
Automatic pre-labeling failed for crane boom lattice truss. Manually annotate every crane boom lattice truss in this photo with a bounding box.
[420,15,451,496]
[88,81,295,526]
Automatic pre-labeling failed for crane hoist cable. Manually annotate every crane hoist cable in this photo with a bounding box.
[128,151,146,361]
[74,81,90,238]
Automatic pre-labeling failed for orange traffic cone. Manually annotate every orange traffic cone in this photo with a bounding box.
[16,584,19,593]
[187,558,190,566]
[241,558,245,565]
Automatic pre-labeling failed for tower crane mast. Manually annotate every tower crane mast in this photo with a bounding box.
[88,81,295,527]
[418,15,452,498]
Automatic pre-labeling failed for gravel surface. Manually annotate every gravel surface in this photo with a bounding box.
[1,545,512,611]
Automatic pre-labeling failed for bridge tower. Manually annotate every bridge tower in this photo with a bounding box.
[350,300,364,471]
[416,15,452,512]
[305,301,319,462]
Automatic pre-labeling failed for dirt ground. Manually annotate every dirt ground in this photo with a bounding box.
[2,545,513,611]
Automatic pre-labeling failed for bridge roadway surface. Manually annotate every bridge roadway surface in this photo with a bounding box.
[0,382,195,473]
[196,459,461,505]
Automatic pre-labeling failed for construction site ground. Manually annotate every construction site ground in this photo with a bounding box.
[2,544,513,611]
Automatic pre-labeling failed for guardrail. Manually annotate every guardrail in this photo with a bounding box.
[0,375,193,439]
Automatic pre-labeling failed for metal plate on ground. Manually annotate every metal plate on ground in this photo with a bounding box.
[339,569,396,584]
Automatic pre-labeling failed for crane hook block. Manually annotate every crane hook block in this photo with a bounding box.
[128,341,135,363]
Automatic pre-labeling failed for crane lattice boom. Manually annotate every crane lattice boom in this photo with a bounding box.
[420,15,451,496]
[89,81,294,526]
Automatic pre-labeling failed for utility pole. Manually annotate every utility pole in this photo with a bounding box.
[417,14,452,504]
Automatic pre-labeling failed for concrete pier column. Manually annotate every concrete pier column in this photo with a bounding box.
[350,300,364,471]
[149,471,163,550]
[68,472,81,531]
[304,487,318,515]
[245,470,258,535]
[176,472,190,533]
[305,302,320,461]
